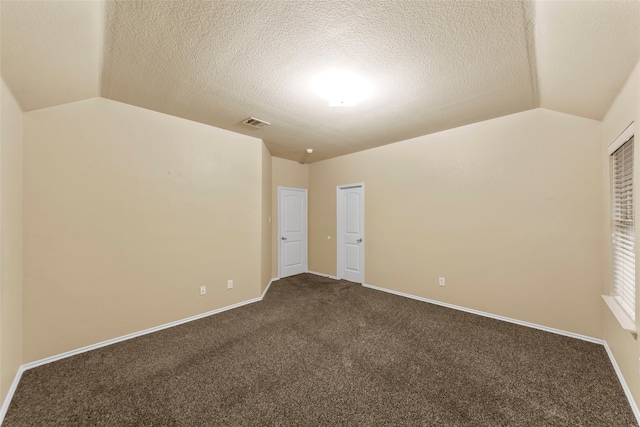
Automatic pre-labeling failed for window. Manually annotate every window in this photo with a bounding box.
[612,135,635,318]
[604,122,636,331]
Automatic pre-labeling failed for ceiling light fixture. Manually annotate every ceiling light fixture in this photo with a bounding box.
[312,69,372,107]
[306,148,314,154]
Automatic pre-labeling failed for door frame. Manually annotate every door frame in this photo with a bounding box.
[336,183,365,282]
[278,186,308,279]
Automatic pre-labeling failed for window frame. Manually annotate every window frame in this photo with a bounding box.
[603,122,636,333]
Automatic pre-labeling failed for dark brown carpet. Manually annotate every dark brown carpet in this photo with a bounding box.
[4,273,638,426]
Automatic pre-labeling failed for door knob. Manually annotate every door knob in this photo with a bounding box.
[281,237,287,240]
[356,238,362,243]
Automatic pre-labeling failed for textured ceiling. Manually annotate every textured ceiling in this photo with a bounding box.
[2,1,639,163]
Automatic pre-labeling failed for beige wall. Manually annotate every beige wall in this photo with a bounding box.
[23,98,264,362]
[602,59,640,407]
[271,157,308,277]
[261,144,272,292]
[0,80,24,402]
[309,108,603,338]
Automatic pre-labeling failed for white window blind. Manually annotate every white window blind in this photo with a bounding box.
[611,135,635,321]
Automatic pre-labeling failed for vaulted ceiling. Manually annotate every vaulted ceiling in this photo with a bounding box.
[2,1,639,163]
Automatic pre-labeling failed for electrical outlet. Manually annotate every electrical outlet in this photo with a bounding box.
[200,285,206,296]
[227,280,233,289]
[439,277,446,287]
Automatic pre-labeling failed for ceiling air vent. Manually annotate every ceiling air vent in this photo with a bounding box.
[241,117,271,129]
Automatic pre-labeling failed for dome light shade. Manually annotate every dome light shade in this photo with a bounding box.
[312,69,372,107]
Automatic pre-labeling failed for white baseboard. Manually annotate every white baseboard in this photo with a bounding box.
[603,342,640,423]
[362,281,640,424]
[0,365,26,423]
[362,282,600,343]
[22,298,262,372]
[261,278,278,299]
[0,277,279,425]
[307,270,339,280]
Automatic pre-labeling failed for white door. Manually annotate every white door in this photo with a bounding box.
[279,187,308,278]
[337,184,364,283]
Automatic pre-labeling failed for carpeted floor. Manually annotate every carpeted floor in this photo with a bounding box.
[4,273,638,426]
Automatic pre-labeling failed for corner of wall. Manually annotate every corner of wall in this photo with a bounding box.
[261,144,272,293]
[601,58,640,409]
[0,78,24,404]
[271,157,309,278]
